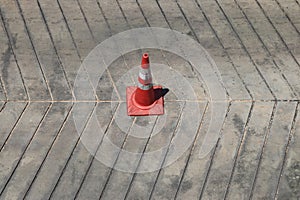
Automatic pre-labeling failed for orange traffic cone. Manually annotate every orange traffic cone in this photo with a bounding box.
[126,53,165,116]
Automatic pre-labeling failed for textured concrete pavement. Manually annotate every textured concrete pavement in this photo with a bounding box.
[0,0,300,199]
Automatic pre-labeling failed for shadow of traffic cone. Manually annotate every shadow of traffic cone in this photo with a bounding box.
[126,53,167,116]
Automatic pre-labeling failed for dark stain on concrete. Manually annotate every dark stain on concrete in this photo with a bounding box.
[283,125,289,132]
[1,43,11,91]
[286,161,300,198]
[180,180,193,193]
[1,33,17,87]
[233,114,244,135]
[170,175,180,190]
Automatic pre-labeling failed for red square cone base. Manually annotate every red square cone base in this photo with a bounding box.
[126,85,164,116]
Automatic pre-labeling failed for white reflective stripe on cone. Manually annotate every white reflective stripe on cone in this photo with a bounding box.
[138,77,152,85]
[139,72,152,81]
[138,82,153,90]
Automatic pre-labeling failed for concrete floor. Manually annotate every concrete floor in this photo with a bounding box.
[0,0,300,199]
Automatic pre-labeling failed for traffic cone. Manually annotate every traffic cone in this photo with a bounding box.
[126,53,165,116]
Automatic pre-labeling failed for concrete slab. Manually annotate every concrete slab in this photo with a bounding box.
[0,102,50,196]
[24,102,94,200]
[0,102,27,149]
[201,102,252,199]
[0,0,299,199]
[0,102,72,199]
[252,102,297,199]
[17,0,73,101]
[226,102,276,199]
[0,0,51,101]
[276,106,300,199]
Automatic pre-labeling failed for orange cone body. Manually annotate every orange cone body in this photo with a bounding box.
[134,87,155,107]
[126,53,164,116]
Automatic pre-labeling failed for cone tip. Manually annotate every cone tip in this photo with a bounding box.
[143,53,149,59]
[141,53,149,69]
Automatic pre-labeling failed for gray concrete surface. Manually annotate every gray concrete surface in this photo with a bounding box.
[0,0,299,199]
